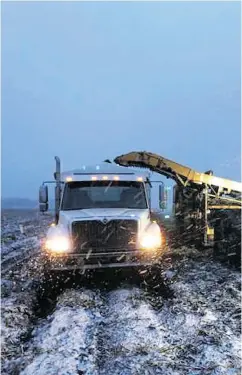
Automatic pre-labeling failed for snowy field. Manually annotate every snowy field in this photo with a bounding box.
[1,210,241,375]
[1,209,52,275]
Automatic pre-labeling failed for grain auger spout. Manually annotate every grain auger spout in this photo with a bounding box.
[114,151,242,195]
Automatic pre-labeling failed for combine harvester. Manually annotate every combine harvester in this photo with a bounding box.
[114,151,242,265]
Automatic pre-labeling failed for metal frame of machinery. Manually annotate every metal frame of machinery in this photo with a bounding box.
[114,151,242,263]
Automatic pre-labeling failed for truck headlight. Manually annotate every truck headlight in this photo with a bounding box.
[45,236,71,253]
[140,233,162,249]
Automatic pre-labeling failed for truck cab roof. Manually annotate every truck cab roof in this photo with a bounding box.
[60,163,150,182]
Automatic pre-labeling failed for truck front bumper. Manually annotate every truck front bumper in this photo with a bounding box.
[41,249,163,271]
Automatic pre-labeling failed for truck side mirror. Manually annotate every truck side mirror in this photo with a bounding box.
[39,185,49,212]
[159,184,168,210]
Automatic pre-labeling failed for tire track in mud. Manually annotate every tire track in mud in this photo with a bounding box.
[18,261,241,375]
[96,288,164,375]
[9,269,173,375]
[15,288,100,375]
[2,259,241,375]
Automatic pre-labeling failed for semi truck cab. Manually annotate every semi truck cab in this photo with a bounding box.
[39,158,166,271]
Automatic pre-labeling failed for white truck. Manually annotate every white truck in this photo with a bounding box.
[39,157,166,273]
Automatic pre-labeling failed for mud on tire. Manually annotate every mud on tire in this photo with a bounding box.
[139,264,174,299]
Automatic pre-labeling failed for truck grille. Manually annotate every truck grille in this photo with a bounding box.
[72,219,138,252]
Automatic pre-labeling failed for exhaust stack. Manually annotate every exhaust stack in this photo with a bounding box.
[54,156,61,224]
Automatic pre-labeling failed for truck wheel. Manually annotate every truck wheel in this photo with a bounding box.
[213,216,226,259]
[140,265,173,299]
[40,269,65,297]
[213,213,241,267]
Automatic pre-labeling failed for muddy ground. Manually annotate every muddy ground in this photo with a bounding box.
[1,210,241,375]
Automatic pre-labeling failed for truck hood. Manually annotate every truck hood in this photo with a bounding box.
[59,208,149,225]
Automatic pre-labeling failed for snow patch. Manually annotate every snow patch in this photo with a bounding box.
[20,289,101,375]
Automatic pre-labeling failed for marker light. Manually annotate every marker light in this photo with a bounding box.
[113,176,120,181]
[66,177,73,182]
[91,176,97,181]
[102,176,108,180]
[45,236,71,253]
[137,177,143,182]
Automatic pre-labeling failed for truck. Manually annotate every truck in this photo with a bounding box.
[39,157,166,275]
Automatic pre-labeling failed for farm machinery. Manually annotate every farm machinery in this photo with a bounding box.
[114,151,242,264]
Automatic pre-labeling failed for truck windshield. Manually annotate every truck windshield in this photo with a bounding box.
[61,181,148,210]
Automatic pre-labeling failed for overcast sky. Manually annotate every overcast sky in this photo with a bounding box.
[2,1,241,199]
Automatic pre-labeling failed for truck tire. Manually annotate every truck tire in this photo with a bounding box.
[40,269,66,297]
[140,264,173,298]
[213,211,241,267]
